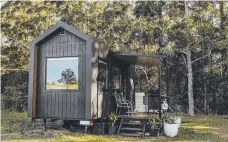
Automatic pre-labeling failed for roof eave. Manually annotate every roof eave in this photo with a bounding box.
[31,21,92,46]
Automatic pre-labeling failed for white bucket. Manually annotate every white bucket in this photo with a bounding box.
[163,123,178,137]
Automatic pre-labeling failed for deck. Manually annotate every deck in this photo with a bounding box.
[117,112,159,119]
[116,112,161,137]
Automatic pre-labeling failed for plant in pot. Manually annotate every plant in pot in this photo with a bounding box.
[175,112,181,128]
[148,115,161,137]
[163,116,179,137]
[108,112,118,135]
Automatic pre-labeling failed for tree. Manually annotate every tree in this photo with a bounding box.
[1,1,58,71]
[1,1,228,114]
[184,0,194,116]
[57,68,76,89]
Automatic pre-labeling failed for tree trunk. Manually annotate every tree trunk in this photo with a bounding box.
[220,0,227,115]
[187,47,194,116]
[185,0,194,116]
[203,74,207,114]
[215,93,219,114]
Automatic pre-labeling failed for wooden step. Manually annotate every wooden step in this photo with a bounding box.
[121,122,143,126]
[120,133,142,137]
[122,117,146,121]
[125,111,136,114]
[117,117,148,138]
[121,127,143,131]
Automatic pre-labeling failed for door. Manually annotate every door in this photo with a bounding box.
[97,59,109,118]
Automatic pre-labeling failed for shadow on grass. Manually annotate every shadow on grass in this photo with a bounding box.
[1,128,224,142]
[167,126,220,142]
[2,114,227,142]
[149,127,220,142]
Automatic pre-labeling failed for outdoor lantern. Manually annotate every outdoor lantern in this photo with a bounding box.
[161,100,168,111]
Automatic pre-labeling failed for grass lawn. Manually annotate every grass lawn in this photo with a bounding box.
[46,84,78,89]
[1,110,228,142]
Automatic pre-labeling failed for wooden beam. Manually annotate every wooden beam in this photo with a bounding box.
[32,46,38,118]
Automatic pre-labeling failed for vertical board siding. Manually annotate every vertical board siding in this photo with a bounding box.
[40,46,45,117]
[51,91,55,117]
[66,92,71,118]
[55,92,59,117]
[70,93,75,118]
[36,46,42,117]
[77,43,86,118]
[74,92,78,118]
[37,30,86,119]
[63,92,67,117]
[43,92,48,117]
[74,38,78,56]
[48,92,52,117]
[59,92,63,118]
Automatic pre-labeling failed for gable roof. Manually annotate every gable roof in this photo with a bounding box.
[31,21,92,46]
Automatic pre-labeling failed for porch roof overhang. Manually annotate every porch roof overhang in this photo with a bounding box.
[112,52,161,67]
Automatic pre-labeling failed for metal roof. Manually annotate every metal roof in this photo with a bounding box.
[113,52,161,66]
[31,21,92,46]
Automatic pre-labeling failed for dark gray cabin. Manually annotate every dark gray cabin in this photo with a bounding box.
[28,21,103,120]
[28,21,162,121]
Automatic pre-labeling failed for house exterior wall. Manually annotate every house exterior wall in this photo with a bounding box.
[91,41,109,119]
[35,29,87,119]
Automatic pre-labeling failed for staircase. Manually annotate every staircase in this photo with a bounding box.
[117,117,148,137]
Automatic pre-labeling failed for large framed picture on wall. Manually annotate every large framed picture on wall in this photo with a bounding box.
[46,57,79,90]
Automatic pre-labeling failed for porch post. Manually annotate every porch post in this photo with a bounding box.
[158,58,162,119]
[167,66,170,108]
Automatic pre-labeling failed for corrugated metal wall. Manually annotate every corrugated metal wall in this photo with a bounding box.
[36,29,86,119]
[135,93,147,112]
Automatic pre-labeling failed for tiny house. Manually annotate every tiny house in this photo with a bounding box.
[28,21,111,122]
[28,21,164,128]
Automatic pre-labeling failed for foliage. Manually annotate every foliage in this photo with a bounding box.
[1,1,58,110]
[1,1,228,115]
[1,70,28,111]
[57,68,77,89]
[176,112,181,117]
[1,1,58,70]
[1,110,31,134]
[148,114,161,129]
[108,112,118,126]
[163,116,179,124]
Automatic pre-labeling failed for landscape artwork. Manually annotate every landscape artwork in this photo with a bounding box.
[46,57,78,89]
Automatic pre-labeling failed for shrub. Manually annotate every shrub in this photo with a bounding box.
[1,110,31,134]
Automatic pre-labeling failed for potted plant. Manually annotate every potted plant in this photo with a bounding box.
[108,112,118,135]
[163,116,179,137]
[175,112,181,128]
[148,115,161,137]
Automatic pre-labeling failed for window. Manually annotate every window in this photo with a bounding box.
[60,30,65,35]
[98,60,108,91]
[46,57,79,90]
[112,66,121,89]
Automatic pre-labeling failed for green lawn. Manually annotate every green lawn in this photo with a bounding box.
[1,110,228,142]
[46,84,78,89]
